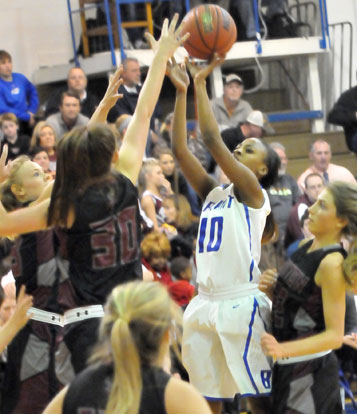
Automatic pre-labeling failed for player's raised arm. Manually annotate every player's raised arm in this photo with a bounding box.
[0,198,50,236]
[188,56,264,208]
[88,66,124,125]
[167,58,216,200]
[115,15,189,185]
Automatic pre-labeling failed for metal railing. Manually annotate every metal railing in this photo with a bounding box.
[324,21,353,130]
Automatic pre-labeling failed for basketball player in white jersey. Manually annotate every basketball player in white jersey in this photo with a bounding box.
[168,55,280,414]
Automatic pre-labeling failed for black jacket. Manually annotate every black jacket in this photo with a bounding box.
[327,86,357,152]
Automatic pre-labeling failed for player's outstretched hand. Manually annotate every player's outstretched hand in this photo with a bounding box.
[167,57,190,93]
[145,14,190,60]
[100,66,124,109]
[187,53,225,83]
[261,333,284,360]
[258,268,278,300]
[12,285,33,331]
[0,145,12,184]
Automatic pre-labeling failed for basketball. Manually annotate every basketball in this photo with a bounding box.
[181,4,237,60]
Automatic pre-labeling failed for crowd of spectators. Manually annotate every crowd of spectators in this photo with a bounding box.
[0,21,356,411]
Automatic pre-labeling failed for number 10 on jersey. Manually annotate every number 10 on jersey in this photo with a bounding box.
[198,216,224,253]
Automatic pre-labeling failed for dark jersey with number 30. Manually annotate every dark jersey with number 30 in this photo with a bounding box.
[58,172,142,306]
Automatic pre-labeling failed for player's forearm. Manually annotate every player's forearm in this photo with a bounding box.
[280,329,344,358]
[135,53,168,122]
[89,101,111,124]
[172,90,188,158]
[194,79,221,147]
[0,319,23,354]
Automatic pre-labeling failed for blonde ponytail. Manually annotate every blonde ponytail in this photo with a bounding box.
[107,318,141,413]
[90,281,183,414]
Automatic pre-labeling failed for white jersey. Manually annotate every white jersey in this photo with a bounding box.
[196,183,270,290]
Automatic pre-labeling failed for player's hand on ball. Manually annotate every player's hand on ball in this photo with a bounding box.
[187,53,225,82]
[146,14,190,59]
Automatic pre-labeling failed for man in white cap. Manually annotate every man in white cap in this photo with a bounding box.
[210,73,253,131]
[220,109,274,152]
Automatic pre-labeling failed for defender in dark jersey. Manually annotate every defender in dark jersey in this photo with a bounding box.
[0,157,75,414]
[0,15,189,375]
[260,181,357,414]
[43,281,212,414]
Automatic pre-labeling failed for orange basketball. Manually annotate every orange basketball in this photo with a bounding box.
[181,4,237,60]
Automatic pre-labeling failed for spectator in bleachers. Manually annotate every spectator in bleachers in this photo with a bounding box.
[327,85,357,153]
[139,158,173,232]
[154,112,173,154]
[157,147,200,216]
[210,73,252,131]
[30,121,57,170]
[285,172,324,248]
[297,139,356,192]
[268,142,300,240]
[29,146,55,180]
[0,113,30,161]
[162,194,198,260]
[114,114,132,148]
[141,231,173,286]
[169,256,195,308]
[0,50,39,133]
[44,67,99,118]
[107,57,160,129]
[260,142,301,270]
[233,0,297,41]
[220,109,274,152]
[46,91,89,140]
[107,58,159,156]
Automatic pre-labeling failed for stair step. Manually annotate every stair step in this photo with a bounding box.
[269,118,311,135]
[287,153,357,180]
[265,131,349,159]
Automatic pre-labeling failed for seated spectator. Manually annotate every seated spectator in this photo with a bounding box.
[233,0,298,40]
[168,256,195,308]
[327,85,357,153]
[285,172,324,248]
[107,57,161,131]
[141,231,173,286]
[0,50,39,132]
[221,110,274,152]
[267,142,300,242]
[285,209,312,257]
[260,142,300,270]
[44,67,99,118]
[155,112,174,152]
[46,91,89,140]
[210,73,253,131]
[157,148,200,215]
[297,139,356,192]
[114,114,132,148]
[162,194,198,259]
[29,146,55,180]
[139,158,173,231]
[0,113,30,161]
[30,121,57,170]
